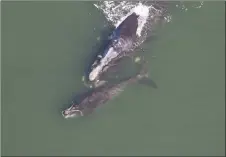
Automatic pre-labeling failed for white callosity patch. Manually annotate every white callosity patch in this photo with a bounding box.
[89,47,118,81]
[89,38,133,81]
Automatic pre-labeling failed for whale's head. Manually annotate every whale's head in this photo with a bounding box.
[62,104,83,119]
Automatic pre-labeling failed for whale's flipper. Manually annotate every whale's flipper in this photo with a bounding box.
[138,78,158,89]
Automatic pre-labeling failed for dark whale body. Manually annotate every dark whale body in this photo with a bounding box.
[109,13,139,42]
[86,13,140,83]
[102,13,139,57]
[62,62,155,118]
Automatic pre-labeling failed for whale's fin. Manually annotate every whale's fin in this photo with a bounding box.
[135,61,158,89]
[138,78,158,89]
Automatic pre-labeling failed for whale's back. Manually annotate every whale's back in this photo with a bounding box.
[116,13,139,39]
[86,13,140,82]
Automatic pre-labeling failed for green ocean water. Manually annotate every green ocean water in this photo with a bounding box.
[1,1,225,156]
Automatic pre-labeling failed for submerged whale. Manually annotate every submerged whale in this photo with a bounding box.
[87,12,141,83]
[62,62,157,118]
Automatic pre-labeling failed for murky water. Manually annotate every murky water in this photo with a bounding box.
[1,1,225,156]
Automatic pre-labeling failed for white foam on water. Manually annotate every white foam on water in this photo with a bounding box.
[134,4,150,37]
[94,1,204,27]
[114,3,150,37]
[176,1,204,11]
[93,1,205,49]
[94,1,168,44]
[94,1,154,31]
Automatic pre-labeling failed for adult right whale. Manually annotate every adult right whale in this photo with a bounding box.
[87,12,141,83]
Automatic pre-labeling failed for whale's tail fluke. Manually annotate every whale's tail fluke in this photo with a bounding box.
[138,78,158,89]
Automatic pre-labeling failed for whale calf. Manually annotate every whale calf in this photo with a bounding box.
[62,62,157,118]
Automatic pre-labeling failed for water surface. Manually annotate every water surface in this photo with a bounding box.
[1,1,225,156]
